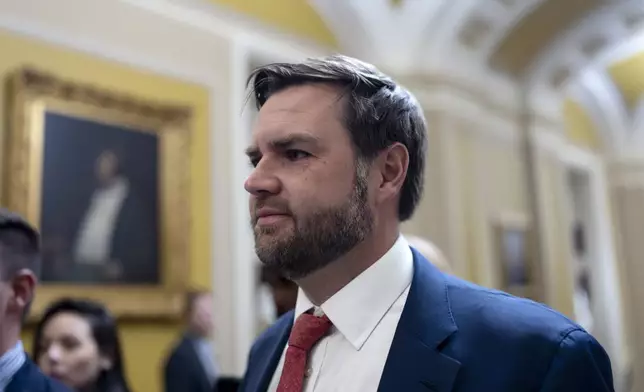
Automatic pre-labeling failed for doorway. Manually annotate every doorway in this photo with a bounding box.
[561,149,626,388]
[566,169,595,334]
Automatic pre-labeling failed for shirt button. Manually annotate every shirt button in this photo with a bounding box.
[305,368,313,378]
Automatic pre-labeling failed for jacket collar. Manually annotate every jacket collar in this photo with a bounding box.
[247,247,461,392]
[376,247,460,391]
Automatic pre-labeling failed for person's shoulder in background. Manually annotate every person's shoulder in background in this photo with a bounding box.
[7,357,71,392]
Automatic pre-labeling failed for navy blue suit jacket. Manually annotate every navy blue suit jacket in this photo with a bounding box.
[6,357,70,392]
[241,248,614,392]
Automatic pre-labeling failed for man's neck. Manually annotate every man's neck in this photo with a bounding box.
[296,227,400,305]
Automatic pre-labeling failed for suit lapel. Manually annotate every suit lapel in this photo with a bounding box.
[247,314,292,392]
[378,249,461,392]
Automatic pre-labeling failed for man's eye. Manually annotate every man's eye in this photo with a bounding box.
[285,150,310,161]
[249,157,260,168]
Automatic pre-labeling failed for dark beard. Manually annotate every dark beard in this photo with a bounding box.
[253,173,372,280]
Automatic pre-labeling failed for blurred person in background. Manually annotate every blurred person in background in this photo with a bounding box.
[32,298,131,392]
[0,208,69,392]
[163,290,218,392]
[405,235,452,273]
[261,264,298,318]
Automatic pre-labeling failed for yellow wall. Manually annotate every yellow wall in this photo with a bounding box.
[608,51,644,110]
[563,98,601,150]
[0,30,212,392]
[210,0,337,47]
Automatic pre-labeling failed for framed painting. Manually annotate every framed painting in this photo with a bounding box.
[492,213,540,300]
[2,67,192,320]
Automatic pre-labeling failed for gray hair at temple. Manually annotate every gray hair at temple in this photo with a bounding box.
[406,235,452,273]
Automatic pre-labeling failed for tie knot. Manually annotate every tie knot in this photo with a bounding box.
[288,312,332,352]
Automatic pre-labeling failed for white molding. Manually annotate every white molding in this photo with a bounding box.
[610,171,644,188]
[631,98,644,143]
[525,0,641,140]
[558,144,627,373]
[438,116,468,278]
[422,0,478,59]
[0,0,219,86]
[566,75,613,151]
[607,158,644,186]
[576,68,630,146]
[528,87,565,124]
[479,0,546,64]
[527,0,635,89]
[128,0,331,59]
[596,24,644,65]
[228,43,256,375]
[309,0,444,72]
[532,125,566,156]
[307,0,376,61]
[413,85,520,145]
[558,143,601,171]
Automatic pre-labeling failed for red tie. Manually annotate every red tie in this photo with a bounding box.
[276,312,332,392]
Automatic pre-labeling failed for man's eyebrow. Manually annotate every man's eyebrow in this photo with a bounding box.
[245,145,259,158]
[244,134,321,157]
[269,134,320,150]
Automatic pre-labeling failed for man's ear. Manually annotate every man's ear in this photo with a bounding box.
[375,143,409,205]
[10,269,36,315]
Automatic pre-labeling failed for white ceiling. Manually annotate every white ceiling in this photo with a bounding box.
[309,0,644,148]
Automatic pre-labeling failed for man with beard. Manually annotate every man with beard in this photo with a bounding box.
[239,55,613,392]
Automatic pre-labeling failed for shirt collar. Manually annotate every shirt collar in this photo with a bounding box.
[0,341,26,391]
[294,235,414,350]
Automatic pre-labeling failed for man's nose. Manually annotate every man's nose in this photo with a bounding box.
[244,163,281,197]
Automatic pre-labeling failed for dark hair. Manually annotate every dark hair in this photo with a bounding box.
[32,298,131,392]
[247,54,428,221]
[97,149,124,177]
[0,208,40,280]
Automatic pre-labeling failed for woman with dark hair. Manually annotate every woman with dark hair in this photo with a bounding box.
[32,298,131,392]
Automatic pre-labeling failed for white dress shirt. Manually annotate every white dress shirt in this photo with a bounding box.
[268,235,414,392]
[0,341,25,392]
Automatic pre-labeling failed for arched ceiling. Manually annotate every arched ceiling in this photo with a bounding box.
[488,0,601,76]
[206,0,644,152]
[309,0,644,153]
[299,0,641,90]
[609,51,644,109]
[208,0,643,101]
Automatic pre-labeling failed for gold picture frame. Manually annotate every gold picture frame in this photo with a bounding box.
[2,67,192,320]
[492,213,540,301]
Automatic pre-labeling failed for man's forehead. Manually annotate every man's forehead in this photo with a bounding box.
[251,113,338,147]
[256,85,342,124]
[261,83,344,109]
